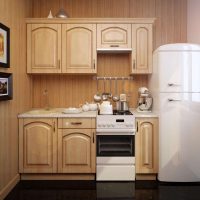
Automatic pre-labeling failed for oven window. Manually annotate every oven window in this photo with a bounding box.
[97,135,135,157]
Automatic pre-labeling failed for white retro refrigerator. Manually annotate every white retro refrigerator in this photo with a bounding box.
[149,43,200,182]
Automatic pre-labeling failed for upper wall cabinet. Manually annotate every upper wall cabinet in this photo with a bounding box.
[27,24,62,73]
[27,23,96,74]
[97,24,131,51]
[62,24,97,74]
[131,24,153,74]
[26,18,155,74]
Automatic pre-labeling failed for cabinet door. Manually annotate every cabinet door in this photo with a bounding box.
[58,129,96,173]
[62,24,97,74]
[19,118,57,173]
[136,118,158,174]
[27,24,61,73]
[131,24,153,74]
[97,24,131,49]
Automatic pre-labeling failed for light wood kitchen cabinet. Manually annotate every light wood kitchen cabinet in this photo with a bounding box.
[97,24,131,50]
[19,118,57,173]
[26,18,155,74]
[135,118,158,176]
[62,24,97,74]
[131,24,153,74]
[27,24,61,73]
[58,118,96,173]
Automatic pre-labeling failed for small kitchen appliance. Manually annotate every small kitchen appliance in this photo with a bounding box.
[96,110,135,181]
[137,87,153,112]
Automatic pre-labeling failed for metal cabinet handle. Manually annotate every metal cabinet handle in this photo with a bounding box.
[93,132,95,143]
[93,59,95,69]
[168,98,182,102]
[71,122,82,125]
[53,121,56,132]
[133,59,136,70]
[136,121,138,132]
[110,45,119,47]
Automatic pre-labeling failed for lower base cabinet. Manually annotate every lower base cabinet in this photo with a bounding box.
[58,129,96,173]
[19,118,57,173]
[19,117,96,176]
[135,117,158,179]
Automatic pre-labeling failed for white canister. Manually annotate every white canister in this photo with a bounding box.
[88,103,98,111]
[82,103,90,112]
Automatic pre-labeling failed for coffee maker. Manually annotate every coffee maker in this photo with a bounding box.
[137,87,153,112]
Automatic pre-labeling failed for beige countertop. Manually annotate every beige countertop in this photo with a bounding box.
[18,108,97,118]
[130,108,159,118]
[18,108,158,118]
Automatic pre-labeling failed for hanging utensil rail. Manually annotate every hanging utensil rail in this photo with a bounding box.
[93,76,133,81]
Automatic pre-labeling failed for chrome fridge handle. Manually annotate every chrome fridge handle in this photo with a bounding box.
[168,83,181,86]
[168,98,182,102]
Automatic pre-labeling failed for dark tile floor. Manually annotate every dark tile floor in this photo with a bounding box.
[4,180,200,200]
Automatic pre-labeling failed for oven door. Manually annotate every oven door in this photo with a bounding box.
[96,134,135,157]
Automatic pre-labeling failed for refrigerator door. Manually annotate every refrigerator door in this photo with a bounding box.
[152,44,200,93]
[158,93,200,182]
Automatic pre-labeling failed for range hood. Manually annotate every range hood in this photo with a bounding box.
[97,48,132,53]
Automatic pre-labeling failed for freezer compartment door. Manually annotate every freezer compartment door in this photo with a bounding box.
[157,51,200,93]
[159,93,200,182]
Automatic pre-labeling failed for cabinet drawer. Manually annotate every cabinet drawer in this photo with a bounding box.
[58,118,95,129]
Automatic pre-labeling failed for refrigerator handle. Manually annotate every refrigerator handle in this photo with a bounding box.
[168,83,181,86]
[168,98,182,102]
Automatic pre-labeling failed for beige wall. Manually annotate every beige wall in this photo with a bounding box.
[31,0,187,109]
[0,0,32,199]
[187,0,200,43]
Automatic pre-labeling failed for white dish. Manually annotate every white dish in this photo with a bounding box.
[62,108,82,114]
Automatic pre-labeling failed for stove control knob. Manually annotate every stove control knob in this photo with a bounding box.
[126,124,131,127]
[98,124,102,128]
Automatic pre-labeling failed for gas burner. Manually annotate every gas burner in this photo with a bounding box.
[113,110,133,115]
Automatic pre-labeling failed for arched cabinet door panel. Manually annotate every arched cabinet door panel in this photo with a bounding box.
[135,118,158,174]
[19,118,57,173]
[97,24,131,49]
[58,129,96,173]
[27,24,61,73]
[131,24,153,74]
[62,24,97,74]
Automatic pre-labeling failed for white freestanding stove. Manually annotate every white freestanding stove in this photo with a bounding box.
[96,110,136,181]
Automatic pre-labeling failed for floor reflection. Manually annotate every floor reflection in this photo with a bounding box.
[4,180,200,200]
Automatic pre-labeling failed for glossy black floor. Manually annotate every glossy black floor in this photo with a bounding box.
[4,180,200,200]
